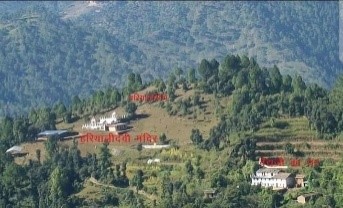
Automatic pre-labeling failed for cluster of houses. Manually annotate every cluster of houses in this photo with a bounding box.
[4,108,320,205]
[5,129,78,157]
[6,110,171,157]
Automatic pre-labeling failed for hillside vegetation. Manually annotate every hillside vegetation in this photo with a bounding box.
[1,54,343,207]
[0,1,341,116]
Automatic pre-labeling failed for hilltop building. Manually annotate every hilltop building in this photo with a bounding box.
[82,111,129,133]
[82,117,105,131]
[251,168,296,190]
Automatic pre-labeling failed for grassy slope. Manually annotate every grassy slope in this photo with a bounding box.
[14,86,223,205]
[14,86,342,206]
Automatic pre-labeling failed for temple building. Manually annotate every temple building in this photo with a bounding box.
[82,111,129,133]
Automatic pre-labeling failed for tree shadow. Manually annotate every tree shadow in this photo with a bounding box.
[134,113,150,120]
[69,115,80,123]
[274,121,289,129]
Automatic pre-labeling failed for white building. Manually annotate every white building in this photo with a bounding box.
[82,117,106,131]
[82,111,128,131]
[99,111,118,125]
[251,168,295,189]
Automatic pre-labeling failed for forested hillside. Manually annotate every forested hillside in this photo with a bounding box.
[0,1,341,117]
[1,54,343,207]
[0,7,145,116]
[64,1,341,86]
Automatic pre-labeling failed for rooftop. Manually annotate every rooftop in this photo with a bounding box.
[107,122,127,126]
[6,146,22,153]
[295,174,305,178]
[272,173,292,179]
[37,130,68,137]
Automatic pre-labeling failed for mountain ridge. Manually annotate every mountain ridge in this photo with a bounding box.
[0,1,341,116]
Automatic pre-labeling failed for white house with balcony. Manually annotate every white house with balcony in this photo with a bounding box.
[251,168,295,190]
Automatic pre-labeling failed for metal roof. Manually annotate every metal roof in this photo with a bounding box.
[38,130,68,137]
[272,173,292,179]
[6,146,22,153]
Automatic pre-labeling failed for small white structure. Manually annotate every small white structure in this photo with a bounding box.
[147,158,161,164]
[251,168,295,189]
[142,143,171,149]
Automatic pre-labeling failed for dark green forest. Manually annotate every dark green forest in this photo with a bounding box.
[1,54,343,207]
[0,7,145,116]
[0,1,343,207]
[0,1,342,116]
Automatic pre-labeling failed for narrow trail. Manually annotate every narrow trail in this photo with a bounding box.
[256,141,343,146]
[255,150,343,153]
[88,177,158,201]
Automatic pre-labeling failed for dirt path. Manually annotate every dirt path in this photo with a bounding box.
[255,149,343,153]
[256,141,343,146]
[88,177,157,201]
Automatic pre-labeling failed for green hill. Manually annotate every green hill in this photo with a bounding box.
[1,52,343,207]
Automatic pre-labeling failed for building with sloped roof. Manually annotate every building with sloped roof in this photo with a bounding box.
[203,189,217,199]
[6,146,28,156]
[251,168,296,189]
[37,130,75,141]
[297,193,322,204]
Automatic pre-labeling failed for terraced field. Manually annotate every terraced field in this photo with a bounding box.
[253,117,343,162]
